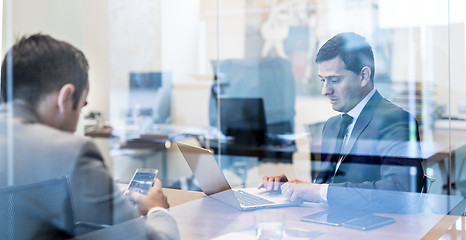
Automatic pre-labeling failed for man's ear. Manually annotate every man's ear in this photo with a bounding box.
[57,84,75,113]
[360,66,371,87]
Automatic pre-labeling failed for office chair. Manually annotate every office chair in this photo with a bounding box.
[0,176,76,239]
[304,121,326,182]
[421,174,436,194]
[0,176,109,239]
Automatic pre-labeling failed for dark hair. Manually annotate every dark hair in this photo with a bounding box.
[316,32,375,81]
[1,34,89,109]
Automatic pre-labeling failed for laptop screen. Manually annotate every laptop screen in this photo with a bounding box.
[176,142,233,196]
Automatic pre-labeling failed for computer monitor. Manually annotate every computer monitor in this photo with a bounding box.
[128,72,171,125]
[209,58,296,133]
[219,97,267,146]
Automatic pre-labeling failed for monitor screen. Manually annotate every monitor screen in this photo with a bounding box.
[219,97,267,146]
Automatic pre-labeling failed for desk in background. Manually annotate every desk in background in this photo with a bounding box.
[86,124,212,185]
[203,138,297,161]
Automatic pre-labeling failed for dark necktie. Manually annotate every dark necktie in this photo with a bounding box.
[316,114,353,183]
[329,113,353,181]
[334,114,353,159]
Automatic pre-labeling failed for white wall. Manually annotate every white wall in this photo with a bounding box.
[82,0,110,122]
[2,0,83,53]
[1,0,111,122]
[107,0,161,129]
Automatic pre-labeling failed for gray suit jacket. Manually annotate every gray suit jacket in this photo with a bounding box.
[317,91,424,204]
[0,100,179,239]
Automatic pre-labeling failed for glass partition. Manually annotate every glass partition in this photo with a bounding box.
[1,0,466,239]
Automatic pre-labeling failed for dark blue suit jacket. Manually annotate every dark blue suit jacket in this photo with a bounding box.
[317,91,424,198]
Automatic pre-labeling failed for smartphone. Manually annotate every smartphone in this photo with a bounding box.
[300,210,369,227]
[124,169,158,196]
[343,215,395,231]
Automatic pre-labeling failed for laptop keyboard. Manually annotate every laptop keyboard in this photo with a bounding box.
[234,190,274,206]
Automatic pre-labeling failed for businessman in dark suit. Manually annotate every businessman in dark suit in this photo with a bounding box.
[259,32,424,204]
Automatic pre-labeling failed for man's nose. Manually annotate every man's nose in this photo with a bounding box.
[322,82,332,96]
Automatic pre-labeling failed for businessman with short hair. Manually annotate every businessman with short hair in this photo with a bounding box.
[259,32,424,205]
[0,34,179,239]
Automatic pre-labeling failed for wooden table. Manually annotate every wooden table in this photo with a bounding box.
[163,188,206,207]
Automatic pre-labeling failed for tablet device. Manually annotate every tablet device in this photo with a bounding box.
[300,210,369,227]
[343,215,395,231]
[124,168,158,196]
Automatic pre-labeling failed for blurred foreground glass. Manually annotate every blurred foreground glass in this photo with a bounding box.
[255,210,285,240]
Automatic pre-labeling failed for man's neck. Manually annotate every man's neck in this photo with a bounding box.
[346,88,376,119]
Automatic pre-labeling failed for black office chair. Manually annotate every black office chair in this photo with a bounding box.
[0,176,109,239]
[304,121,326,182]
[421,174,436,194]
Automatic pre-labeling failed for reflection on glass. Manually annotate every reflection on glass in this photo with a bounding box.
[2,0,466,239]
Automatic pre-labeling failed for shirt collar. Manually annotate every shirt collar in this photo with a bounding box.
[346,88,376,121]
[0,99,40,124]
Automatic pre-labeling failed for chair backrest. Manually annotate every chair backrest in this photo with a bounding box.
[304,121,326,146]
[421,174,436,193]
[0,176,75,240]
[304,121,326,181]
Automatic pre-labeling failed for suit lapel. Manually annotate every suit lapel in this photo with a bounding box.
[316,117,339,182]
[340,91,383,161]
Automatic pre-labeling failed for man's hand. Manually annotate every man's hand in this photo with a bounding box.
[258,173,289,192]
[280,178,321,203]
[130,178,169,216]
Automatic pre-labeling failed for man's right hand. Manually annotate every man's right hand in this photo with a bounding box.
[131,178,169,216]
[257,173,288,192]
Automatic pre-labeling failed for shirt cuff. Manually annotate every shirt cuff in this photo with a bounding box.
[147,207,171,216]
[320,184,329,202]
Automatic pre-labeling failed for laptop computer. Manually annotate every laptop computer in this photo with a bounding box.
[176,142,299,210]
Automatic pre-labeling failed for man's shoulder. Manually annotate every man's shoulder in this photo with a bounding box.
[325,114,341,125]
[370,97,418,130]
[37,125,100,158]
[4,117,96,155]
[31,122,89,143]
[0,114,102,186]
[377,97,414,118]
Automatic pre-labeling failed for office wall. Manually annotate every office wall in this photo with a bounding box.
[107,0,162,127]
[1,0,111,122]
[81,0,110,123]
[1,0,83,51]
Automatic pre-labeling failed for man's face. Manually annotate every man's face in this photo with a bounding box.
[63,89,88,133]
[318,56,364,113]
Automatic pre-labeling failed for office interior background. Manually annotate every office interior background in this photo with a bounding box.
[2,0,466,203]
